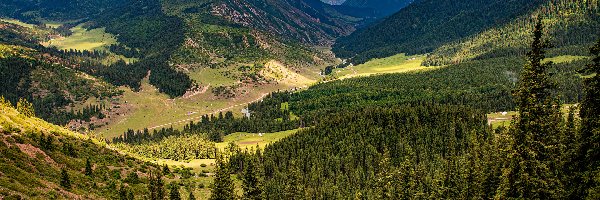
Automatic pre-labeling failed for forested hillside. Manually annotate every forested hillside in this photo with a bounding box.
[342,0,414,17]
[0,0,365,98]
[333,0,546,64]
[250,55,585,123]
[425,0,600,66]
[0,21,122,126]
[211,27,600,199]
[245,105,497,198]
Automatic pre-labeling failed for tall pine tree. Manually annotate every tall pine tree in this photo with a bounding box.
[149,171,165,200]
[242,156,263,200]
[575,38,600,199]
[210,156,235,200]
[497,17,564,199]
[169,183,181,200]
[85,158,93,177]
[60,168,71,189]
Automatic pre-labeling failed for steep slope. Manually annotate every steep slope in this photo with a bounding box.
[342,0,414,17]
[0,21,121,126]
[163,0,359,68]
[0,100,159,199]
[209,0,355,45]
[333,0,546,64]
[424,0,600,66]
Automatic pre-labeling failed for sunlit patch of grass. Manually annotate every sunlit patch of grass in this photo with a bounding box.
[42,25,117,51]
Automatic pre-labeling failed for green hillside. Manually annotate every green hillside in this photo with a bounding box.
[0,20,123,126]
[333,0,546,64]
[0,99,158,199]
[424,0,600,66]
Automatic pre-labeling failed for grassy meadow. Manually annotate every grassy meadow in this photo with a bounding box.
[216,128,301,150]
[42,25,117,51]
[334,54,433,79]
[96,71,310,139]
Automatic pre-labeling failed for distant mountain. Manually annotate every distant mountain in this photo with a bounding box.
[342,0,414,17]
[159,0,365,68]
[203,0,356,45]
[333,0,546,64]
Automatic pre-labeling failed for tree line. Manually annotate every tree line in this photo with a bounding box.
[112,109,298,144]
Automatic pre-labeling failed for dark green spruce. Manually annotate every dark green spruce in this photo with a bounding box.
[210,157,236,200]
[498,17,564,199]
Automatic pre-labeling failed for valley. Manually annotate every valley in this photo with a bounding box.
[0,0,599,199]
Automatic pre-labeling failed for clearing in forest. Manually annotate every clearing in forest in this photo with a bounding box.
[42,24,117,51]
[336,53,433,79]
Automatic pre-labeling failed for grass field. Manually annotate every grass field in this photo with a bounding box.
[487,104,579,128]
[487,111,518,128]
[216,128,301,150]
[334,54,432,79]
[42,24,117,51]
[97,54,436,139]
[187,66,239,86]
[544,55,589,64]
[97,69,311,139]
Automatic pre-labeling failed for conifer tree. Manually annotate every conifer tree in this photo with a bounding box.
[60,168,71,189]
[575,38,600,199]
[149,171,165,200]
[85,158,93,177]
[163,164,170,175]
[169,183,181,200]
[16,98,35,117]
[242,157,263,200]
[497,17,564,199]
[210,156,235,200]
[284,161,304,199]
[119,185,134,200]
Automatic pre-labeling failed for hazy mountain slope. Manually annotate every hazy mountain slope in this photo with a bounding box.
[0,101,159,199]
[342,0,414,17]
[333,0,546,64]
[164,0,357,45]
[424,0,600,66]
